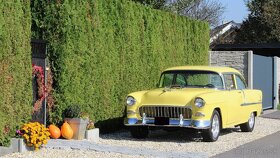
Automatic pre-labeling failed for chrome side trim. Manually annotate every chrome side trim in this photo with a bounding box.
[124,118,211,129]
[241,102,262,106]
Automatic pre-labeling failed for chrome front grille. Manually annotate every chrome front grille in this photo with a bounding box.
[139,106,192,119]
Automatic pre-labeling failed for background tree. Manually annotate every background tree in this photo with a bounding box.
[168,0,224,27]
[262,0,280,40]
[132,0,224,27]
[235,0,280,44]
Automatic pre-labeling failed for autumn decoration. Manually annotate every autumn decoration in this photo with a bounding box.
[49,124,61,139]
[61,121,73,139]
[18,122,50,151]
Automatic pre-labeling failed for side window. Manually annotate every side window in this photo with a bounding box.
[235,75,246,90]
[175,74,186,86]
[223,74,236,90]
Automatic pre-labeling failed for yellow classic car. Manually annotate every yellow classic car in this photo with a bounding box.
[124,66,262,142]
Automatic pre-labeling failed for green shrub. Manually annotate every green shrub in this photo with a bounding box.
[31,0,209,128]
[63,105,81,118]
[0,1,32,146]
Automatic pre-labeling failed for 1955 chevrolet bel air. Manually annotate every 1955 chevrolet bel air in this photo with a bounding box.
[124,66,262,142]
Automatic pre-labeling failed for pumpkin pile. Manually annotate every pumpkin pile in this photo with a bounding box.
[49,124,61,139]
[48,121,73,139]
[61,121,73,139]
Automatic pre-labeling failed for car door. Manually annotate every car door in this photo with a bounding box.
[223,74,244,125]
[234,74,255,121]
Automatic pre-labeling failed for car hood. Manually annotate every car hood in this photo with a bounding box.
[140,88,217,106]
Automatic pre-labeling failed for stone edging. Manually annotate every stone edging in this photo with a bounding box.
[46,139,207,158]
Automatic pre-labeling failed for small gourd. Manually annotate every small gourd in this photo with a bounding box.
[49,124,61,139]
[61,121,73,139]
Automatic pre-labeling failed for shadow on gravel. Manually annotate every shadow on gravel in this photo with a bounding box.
[100,127,241,143]
[220,128,241,135]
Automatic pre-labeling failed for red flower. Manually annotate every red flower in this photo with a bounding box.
[32,65,47,113]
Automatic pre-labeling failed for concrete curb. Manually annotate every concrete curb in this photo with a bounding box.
[0,128,100,157]
[0,138,32,157]
[46,139,207,158]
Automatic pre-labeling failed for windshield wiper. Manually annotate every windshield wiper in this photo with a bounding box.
[170,85,184,89]
[185,85,203,88]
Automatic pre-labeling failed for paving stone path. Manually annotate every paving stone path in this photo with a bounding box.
[46,139,207,158]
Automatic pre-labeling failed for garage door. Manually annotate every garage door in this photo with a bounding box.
[253,54,274,109]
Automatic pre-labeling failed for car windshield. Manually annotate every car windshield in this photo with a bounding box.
[159,70,223,89]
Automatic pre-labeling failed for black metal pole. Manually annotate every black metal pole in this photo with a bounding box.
[44,47,48,127]
[44,59,48,127]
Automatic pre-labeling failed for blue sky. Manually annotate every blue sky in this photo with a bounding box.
[219,0,249,24]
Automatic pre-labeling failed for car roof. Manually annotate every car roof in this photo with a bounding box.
[163,66,241,74]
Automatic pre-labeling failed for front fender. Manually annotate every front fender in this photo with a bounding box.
[126,90,148,118]
[192,91,227,122]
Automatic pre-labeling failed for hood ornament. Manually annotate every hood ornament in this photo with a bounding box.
[163,86,171,92]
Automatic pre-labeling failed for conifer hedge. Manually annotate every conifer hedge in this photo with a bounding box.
[0,1,32,145]
[32,0,209,126]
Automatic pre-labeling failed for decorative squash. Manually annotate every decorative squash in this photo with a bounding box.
[61,121,73,139]
[49,124,61,139]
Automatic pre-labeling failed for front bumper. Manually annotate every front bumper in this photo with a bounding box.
[124,118,211,129]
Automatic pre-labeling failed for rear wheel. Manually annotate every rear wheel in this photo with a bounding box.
[130,126,149,139]
[201,110,221,142]
[240,112,255,132]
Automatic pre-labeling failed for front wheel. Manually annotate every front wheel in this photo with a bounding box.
[240,112,255,132]
[130,126,149,139]
[201,110,221,142]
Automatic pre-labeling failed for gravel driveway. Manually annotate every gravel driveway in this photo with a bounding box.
[2,117,280,158]
[99,117,280,157]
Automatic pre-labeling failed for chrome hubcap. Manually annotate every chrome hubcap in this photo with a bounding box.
[211,114,220,138]
[249,113,255,128]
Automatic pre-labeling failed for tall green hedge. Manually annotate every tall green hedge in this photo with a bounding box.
[0,1,32,145]
[32,0,209,126]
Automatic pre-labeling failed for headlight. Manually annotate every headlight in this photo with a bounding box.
[126,96,136,106]
[194,98,205,108]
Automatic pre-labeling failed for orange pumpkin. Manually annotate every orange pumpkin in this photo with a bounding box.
[49,124,61,139]
[61,121,73,139]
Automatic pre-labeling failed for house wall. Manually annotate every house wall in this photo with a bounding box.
[209,51,250,83]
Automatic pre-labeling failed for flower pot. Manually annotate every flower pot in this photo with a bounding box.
[85,128,99,142]
[64,118,89,140]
